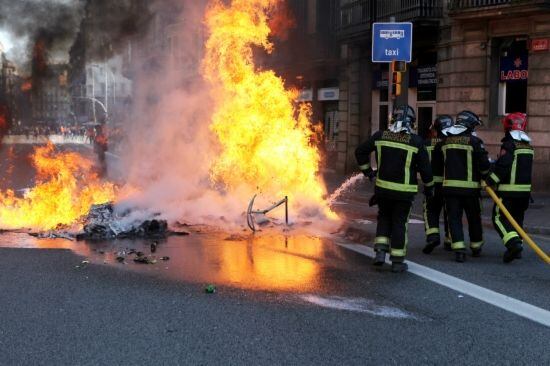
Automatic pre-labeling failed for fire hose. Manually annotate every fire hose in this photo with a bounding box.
[484,182,550,265]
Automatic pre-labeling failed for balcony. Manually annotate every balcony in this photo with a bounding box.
[336,0,372,39]
[336,1,443,39]
[376,0,444,22]
[449,0,550,17]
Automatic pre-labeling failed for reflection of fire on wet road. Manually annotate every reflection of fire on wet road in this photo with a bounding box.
[0,232,326,292]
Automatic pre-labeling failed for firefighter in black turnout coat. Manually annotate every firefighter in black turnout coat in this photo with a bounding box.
[432,111,492,263]
[355,105,434,273]
[486,113,534,263]
[422,115,454,254]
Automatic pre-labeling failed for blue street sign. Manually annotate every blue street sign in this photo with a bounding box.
[372,22,413,63]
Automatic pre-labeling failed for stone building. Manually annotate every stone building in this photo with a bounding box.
[31,64,71,124]
[440,0,550,189]
[290,0,550,191]
[335,0,444,172]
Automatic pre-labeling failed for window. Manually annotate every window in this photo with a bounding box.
[497,38,528,115]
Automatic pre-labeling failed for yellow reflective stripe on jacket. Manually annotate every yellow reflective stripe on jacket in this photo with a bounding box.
[510,148,534,186]
[442,143,480,188]
[442,144,473,152]
[498,184,531,192]
[376,178,418,192]
[433,176,444,183]
[443,180,481,189]
[375,140,419,154]
[359,163,370,170]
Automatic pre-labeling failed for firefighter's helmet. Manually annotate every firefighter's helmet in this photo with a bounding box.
[389,105,416,133]
[503,113,530,142]
[432,115,454,136]
[502,112,527,132]
[455,110,482,131]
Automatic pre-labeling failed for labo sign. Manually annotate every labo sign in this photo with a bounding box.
[500,54,528,82]
[372,22,413,63]
[501,69,528,81]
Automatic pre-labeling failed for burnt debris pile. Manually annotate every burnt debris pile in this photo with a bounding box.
[77,203,170,240]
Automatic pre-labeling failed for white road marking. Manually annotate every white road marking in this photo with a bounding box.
[338,243,550,328]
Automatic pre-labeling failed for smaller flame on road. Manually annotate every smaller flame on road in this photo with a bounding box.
[0,143,115,231]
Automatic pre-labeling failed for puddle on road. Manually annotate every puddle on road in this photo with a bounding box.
[299,294,417,319]
[0,231,336,293]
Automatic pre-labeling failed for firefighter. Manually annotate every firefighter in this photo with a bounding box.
[422,115,454,254]
[433,111,491,263]
[355,105,434,273]
[485,113,533,263]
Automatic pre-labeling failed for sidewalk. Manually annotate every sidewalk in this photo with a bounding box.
[324,172,550,236]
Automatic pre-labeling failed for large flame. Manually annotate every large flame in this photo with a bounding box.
[203,0,332,216]
[0,143,115,231]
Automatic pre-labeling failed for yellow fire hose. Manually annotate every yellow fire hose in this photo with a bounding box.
[484,183,550,265]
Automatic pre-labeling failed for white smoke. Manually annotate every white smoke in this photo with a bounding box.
[113,0,339,232]
[114,0,248,226]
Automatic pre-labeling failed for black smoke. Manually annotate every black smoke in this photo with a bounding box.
[0,0,86,66]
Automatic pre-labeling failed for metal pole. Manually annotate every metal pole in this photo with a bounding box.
[91,67,96,124]
[104,64,108,116]
[387,16,396,124]
[285,196,289,226]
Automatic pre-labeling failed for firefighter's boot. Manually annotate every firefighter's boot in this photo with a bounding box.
[391,261,408,273]
[422,235,440,254]
[455,250,466,263]
[503,241,523,264]
[373,250,387,266]
[471,248,482,258]
[443,237,452,251]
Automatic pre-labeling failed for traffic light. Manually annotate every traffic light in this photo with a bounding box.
[391,60,407,73]
[392,71,402,97]
[390,61,406,98]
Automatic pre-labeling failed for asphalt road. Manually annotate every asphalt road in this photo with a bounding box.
[0,143,548,365]
[0,229,548,365]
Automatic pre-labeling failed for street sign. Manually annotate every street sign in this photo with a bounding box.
[372,22,413,63]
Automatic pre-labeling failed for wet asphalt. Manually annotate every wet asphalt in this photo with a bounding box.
[0,144,549,365]
[0,230,549,365]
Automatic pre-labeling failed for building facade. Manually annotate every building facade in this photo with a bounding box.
[31,64,71,124]
[441,0,550,189]
[69,0,139,124]
[290,0,550,191]
[335,0,444,172]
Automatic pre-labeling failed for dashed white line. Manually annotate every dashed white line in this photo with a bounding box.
[337,242,550,328]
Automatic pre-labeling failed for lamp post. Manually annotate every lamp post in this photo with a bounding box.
[89,63,116,121]
[73,96,109,123]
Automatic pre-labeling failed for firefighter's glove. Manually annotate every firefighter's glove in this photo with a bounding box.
[362,168,376,182]
[424,185,434,198]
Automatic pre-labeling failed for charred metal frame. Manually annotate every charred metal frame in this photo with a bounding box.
[246,195,289,232]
